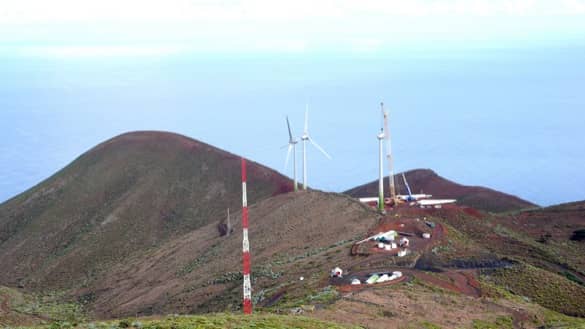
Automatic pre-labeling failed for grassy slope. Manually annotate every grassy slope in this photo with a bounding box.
[0,286,85,327]
[391,206,585,320]
[77,190,377,318]
[13,314,359,329]
[482,263,585,317]
[3,199,585,328]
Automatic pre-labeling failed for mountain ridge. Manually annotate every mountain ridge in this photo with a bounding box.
[345,168,537,212]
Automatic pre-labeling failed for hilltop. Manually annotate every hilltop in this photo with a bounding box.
[0,131,292,291]
[345,169,537,213]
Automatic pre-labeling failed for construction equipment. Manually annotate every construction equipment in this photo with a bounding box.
[398,172,456,206]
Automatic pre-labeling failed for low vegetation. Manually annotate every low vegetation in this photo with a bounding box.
[20,314,358,329]
[0,286,85,326]
[472,316,513,329]
[481,263,585,317]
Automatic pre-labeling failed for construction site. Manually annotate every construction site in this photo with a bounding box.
[277,103,474,296]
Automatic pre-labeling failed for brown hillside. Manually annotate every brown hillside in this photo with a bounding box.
[75,190,377,318]
[345,169,536,212]
[505,200,585,241]
[0,131,292,291]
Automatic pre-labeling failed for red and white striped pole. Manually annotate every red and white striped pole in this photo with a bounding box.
[241,158,253,314]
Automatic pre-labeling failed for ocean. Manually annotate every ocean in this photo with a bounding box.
[1,45,584,206]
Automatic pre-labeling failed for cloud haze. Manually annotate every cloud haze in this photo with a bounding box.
[2,0,584,56]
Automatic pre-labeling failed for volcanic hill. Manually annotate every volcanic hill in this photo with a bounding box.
[345,169,537,212]
[1,131,585,329]
[0,131,292,291]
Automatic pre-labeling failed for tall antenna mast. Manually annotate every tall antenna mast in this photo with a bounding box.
[241,159,252,314]
[382,102,396,201]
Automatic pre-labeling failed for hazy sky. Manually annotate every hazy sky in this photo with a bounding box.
[1,1,584,206]
[2,0,585,53]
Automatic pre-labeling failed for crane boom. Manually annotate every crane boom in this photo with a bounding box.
[381,103,396,201]
[402,173,413,198]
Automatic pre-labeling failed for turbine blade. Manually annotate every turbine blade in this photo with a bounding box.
[286,116,294,142]
[309,137,332,159]
[284,144,293,170]
[402,173,413,197]
[383,109,390,142]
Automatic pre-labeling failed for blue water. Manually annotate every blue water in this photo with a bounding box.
[1,45,584,206]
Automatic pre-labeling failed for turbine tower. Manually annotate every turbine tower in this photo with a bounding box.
[284,116,298,191]
[301,105,332,190]
[377,127,385,211]
[381,102,396,202]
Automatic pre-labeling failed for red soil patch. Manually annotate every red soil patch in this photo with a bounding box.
[462,207,484,219]
[413,270,481,297]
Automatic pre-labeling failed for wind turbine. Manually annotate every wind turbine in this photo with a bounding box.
[284,116,298,191]
[301,106,331,190]
[377,123,385,211]
[381,103,396,203]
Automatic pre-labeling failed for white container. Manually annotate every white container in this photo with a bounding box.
[378,242,385,249]
[377,274,390,283]
[393,271,403,278]
[351,278,361,285]
[397,250,407,257]
[391,242,397,249]
[366,274,379,284]
[384,244,391,251]
[422,233,431,239]
[330,267,343,277]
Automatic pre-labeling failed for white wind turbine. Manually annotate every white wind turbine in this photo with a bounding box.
[377,125,385,211]
[301,106,332,190]
[284,116,299,191]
